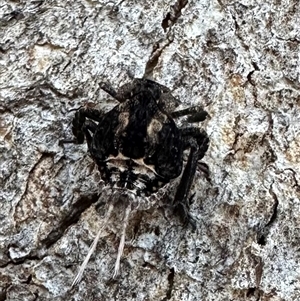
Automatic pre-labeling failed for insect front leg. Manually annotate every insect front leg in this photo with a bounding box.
[60,108,103,145]
[72,108,103,140]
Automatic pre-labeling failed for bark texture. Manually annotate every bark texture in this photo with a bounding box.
[1,0,300,300]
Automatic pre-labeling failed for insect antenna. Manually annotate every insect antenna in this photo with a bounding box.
[71,202,114,287]
[112,203,131,278]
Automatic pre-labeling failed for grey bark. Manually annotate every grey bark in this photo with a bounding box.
[1,0,300,300]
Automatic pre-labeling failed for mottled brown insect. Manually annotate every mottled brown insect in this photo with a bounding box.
[62,78,209,286]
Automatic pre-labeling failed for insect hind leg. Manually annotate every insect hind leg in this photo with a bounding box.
[173,128,209,227]
[171,106,208,123]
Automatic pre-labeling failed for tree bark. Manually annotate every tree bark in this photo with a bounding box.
[1,0,299,300]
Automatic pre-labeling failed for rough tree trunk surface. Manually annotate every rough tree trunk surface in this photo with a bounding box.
[1,0,299,300]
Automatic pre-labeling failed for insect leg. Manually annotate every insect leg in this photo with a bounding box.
[181,128,209,160]
[171,106,208,123]
[60,108,104,145]
[100,79,145,102]
[100,78,163,103]
[173,144,199,227]
[82,120,97,152]
[173,128,209,227]
[72,108,104,142]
